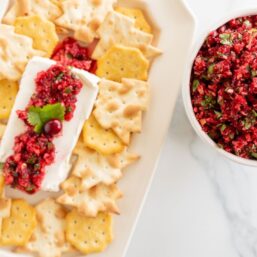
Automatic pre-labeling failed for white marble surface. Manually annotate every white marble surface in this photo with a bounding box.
[126,0,257,257]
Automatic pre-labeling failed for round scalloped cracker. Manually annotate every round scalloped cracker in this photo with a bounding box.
[0,80,18,120]
[66,210,112,254]
[115,7,152,33]
[14,15,59,57]
[0,199,37,246]
[3,0,62,25]
[83,114,124,155]
[96,45,149,82]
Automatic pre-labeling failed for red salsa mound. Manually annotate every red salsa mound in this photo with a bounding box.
[3,65,83,193]
[191,15,257,160]
[51,37,97,73]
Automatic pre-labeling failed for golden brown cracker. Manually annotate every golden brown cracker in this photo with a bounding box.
[0,199,37,246]
[96,45,149,82]
[14,15,59,57]
[3,0,62,25]
[0,80,18,119]
[83,115,124,155]
[115,6,152,33]
[66,210,112,254]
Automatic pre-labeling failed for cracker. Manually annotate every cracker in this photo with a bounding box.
[72,142,138,189]
[92,11,161,59]
[14,15,59,57]
[0,199,36,246]
[55,0,117,43]
[3,0,62,25]
[66,210,112,254]
[18,198,71,257]
[0,25,43,81]
[83,114,124,155]
[96,45,149,82]
[0,175,11,238]
[94,79,149,144]
[0,80,18,119]
[115,7,152,33]
[57,176,122,217]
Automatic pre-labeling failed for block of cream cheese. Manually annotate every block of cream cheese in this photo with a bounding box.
[0,56,99,192]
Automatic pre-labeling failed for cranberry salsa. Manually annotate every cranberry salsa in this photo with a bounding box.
[3,64,84,194]
[191,15,257,160]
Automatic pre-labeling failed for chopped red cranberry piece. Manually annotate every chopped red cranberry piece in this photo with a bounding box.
[51,37,97,73]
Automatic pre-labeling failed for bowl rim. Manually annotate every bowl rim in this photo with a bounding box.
[182,7,257,167]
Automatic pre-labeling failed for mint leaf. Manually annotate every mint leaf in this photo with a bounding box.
[219,33,233,45]
[0,162,4,169]
[28,103,65,134]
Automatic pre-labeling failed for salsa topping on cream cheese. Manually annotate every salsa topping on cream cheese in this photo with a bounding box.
[191,15,257,160]
[3,64,83,194]
[51,37,97,74]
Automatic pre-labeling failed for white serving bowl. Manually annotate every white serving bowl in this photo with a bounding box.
[182,7,257,167]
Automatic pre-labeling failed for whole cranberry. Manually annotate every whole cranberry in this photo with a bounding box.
[43,119,62,136]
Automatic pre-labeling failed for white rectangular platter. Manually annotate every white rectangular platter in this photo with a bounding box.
[0,0,196,256]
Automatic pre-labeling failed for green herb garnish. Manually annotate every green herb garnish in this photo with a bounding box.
[214,110,222,119]
[28,103,65,134]
[0,162,4,169]
[207,64,215,75]
[220,124,227,132]
[251,152,257,159]
[219,33,233,45]
[251,70,257,78]
[55,72,64,81]
[192,79,200,92]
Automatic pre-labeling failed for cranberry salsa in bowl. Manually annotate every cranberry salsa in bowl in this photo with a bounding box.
[183,10,257,166]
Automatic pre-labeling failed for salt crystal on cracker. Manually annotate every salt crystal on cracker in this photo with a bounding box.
[3,0,62,25]
[92,11,161,60]
[57,176,122,217]
[94,78,149,144]
[0,25,43,81]
[55,0,117,43]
